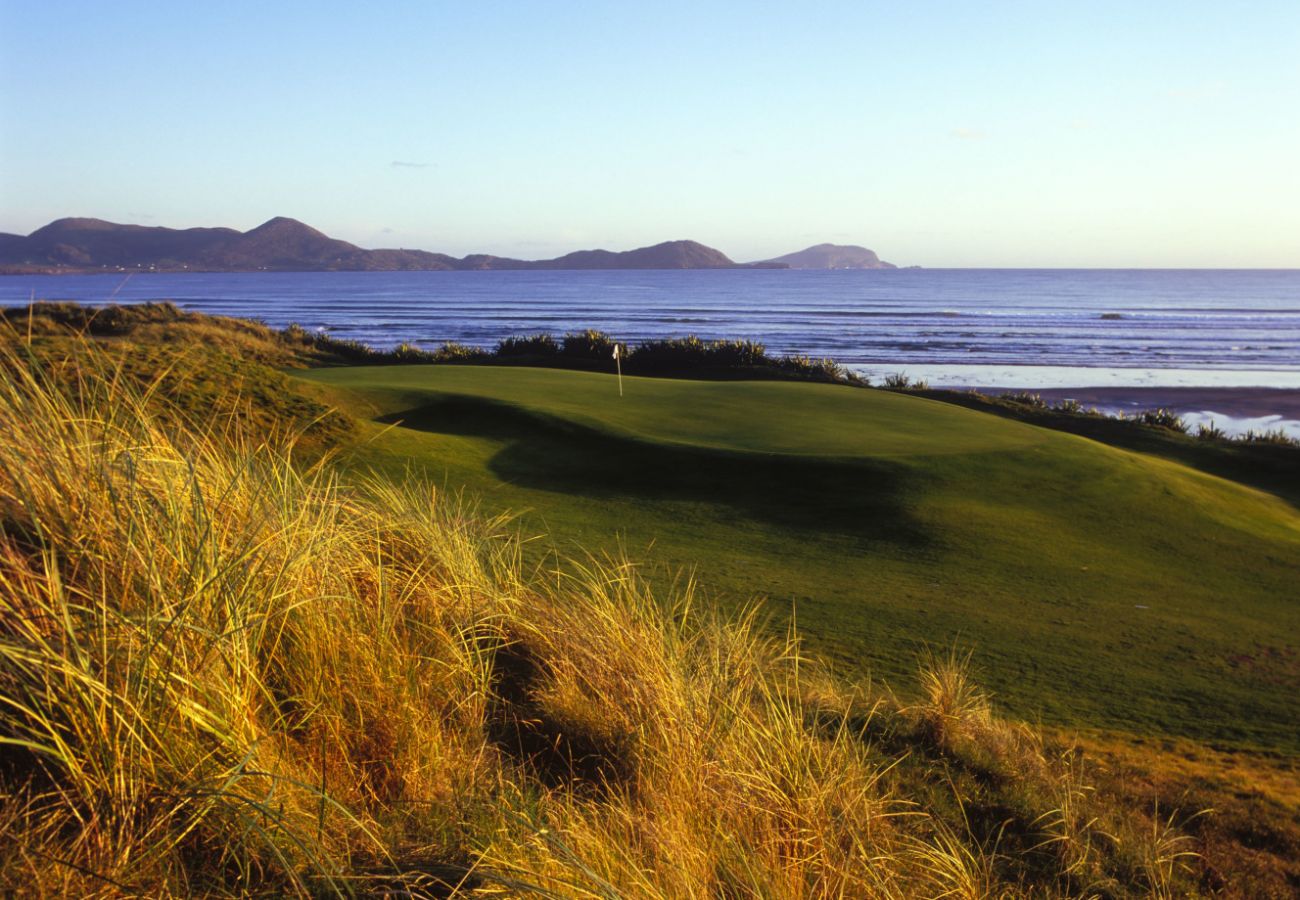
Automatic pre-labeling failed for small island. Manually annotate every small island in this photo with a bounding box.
[754,242,896,269]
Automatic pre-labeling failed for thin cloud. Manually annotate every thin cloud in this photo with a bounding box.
[389,160,432,169]
[950,128,986,141]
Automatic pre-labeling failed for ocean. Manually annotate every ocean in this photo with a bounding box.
[3,268,1298,391]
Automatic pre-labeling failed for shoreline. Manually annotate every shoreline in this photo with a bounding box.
[1022,386,1300,420]
[851,364,1300,437]
[849,363,1300,391]
[995,386,1300,439]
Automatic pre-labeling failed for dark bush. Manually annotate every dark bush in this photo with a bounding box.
[999,391,1048,409]
[303,330,387,363]
[1239,428,1300,447]
[776,354,846,381]
[391,342,438,363]
[629,336,768,372]
[561,330,618,360]
[496,334,560,357]
[433,341,490,362]
[1136,408,1188,433]
[1195,421,1227,441]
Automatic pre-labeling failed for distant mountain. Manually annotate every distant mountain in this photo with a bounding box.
[18,218,241,269]
[0,233,27,257]
[199,217,367,269]
[0,218,766,273]
[426,240,738,271]
[756,243,896,269]
[531,240,735,270]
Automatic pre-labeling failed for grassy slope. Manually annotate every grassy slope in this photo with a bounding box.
[9,341,1243,897]
[298,365,1300,752]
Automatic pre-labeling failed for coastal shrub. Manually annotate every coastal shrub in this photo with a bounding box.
[391,341,439,363]
[1053,398,1083,414]
[1195,421,1227,441]
[776,353,845,380]
[496,333,560,356]
[1000,391,1049,409]
[882,373,929,391]
[432,340,489,362]
[630,335,769,371]
[302,329,388,363]
[1239,427,1300,447]
[561,328,618,359]
[1136,408,1188,433]
[285,330,488,366]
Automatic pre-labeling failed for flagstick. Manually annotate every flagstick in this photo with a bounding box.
[614,343,624,397]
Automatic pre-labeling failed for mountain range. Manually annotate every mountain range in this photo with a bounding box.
[0,217,894,273]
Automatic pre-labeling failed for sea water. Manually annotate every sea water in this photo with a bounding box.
[4,268,1298,386]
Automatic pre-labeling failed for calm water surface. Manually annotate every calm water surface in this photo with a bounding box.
[4,268,1298,373]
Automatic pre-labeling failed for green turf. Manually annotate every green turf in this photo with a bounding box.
[297,365,1300,752]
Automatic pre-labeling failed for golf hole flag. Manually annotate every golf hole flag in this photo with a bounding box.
[613,343,623,397]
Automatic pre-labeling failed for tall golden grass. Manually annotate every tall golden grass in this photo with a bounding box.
[0,336,1199,897]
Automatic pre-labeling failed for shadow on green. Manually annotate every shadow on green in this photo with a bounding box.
[378,394,932,548]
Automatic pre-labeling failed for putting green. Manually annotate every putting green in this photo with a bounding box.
[304,365,1045,458]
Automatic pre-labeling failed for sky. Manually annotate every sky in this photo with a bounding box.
[2,1,1299,267]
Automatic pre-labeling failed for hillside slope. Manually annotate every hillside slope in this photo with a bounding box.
[299,365,1300,753]
[3,315,1297,893]
[4,337,1252,897]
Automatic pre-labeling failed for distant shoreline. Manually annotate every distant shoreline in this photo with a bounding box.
[850,368,1300,438]
[1026,386,1300,418]
[1026,386,1300,439]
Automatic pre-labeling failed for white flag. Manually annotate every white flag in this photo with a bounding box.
[613,344,620,359]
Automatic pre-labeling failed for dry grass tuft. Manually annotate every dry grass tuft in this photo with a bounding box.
[0,335,1209,897]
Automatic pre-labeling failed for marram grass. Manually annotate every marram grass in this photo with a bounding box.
[0,338,1202,897]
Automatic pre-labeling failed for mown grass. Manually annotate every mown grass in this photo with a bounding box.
[917,388,1300,505]
[297,364,1300,758]
[0,335,1232,896]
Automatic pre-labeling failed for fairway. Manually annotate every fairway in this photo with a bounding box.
[299,365,1300,751]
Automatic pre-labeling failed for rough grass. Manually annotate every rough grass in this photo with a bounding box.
[1,305,352,454]
[0,338,1224,895]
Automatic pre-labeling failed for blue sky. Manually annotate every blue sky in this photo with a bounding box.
[2,1,1298,266]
